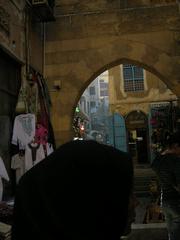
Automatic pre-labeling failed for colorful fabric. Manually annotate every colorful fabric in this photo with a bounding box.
[35,124,48,146]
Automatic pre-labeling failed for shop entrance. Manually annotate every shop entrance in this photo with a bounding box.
[125,111,149,165]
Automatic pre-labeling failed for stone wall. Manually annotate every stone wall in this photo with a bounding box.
[45,1,180,145]
[55,0,176,14]
[0,0,24,61]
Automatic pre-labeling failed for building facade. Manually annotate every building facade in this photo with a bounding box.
[108,64,178,164]
[75,71,109,142]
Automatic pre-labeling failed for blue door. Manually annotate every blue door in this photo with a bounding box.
[108,113,127,152]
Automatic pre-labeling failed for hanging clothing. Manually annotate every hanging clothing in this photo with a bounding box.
[25,143,45,172]
[11,154,25,184]
[35,124,48,146]
[0,157,9,202]
[11,114,36,149]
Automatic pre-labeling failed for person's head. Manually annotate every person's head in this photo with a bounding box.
[166,131,180,155]
[51,140,134,239]
[12,140,134,240]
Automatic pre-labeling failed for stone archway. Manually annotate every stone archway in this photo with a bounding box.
[47,39,180,145]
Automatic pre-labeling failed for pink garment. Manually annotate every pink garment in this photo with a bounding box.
[35,124,48,145]
[150,118,157,126]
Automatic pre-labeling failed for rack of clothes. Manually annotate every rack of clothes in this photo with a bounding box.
[11,113,54,184]
[11,68,56,184]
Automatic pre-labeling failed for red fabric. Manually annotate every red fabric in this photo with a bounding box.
[35,124,48,146]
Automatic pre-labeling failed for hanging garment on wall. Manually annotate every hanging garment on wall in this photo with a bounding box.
[11,114,36,149]
[35,123,48,146]
[37,74,51,118]
[0,157,9,202]
[25,143,45,172]
[11,154,25,184]
[31,72,55,149]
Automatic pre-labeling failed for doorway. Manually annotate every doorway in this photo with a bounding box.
[125,111,149,165]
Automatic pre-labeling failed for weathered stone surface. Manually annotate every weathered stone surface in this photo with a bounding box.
[45,2,180,145]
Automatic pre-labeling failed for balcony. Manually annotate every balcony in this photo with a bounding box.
[31,0,55,22]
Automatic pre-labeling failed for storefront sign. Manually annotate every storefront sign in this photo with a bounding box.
[129,120,145,125]
[125,111,147,128]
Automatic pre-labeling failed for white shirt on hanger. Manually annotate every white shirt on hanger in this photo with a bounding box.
[0,157,9,201]
[11,114,36,149]
[25,143,45,172]
[11,154,25,183]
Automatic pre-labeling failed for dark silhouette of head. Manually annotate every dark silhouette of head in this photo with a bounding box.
[12,140,133,240]
[166,131,180,147]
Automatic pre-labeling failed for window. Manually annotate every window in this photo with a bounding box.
[87,102,90,114]
[123,64,144,92]
[99,79,107,88]
[99,79,108,97]
[90,101,96,108]
[100,89,108,97]
[83,99,86,113]
[89,86,95,95]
